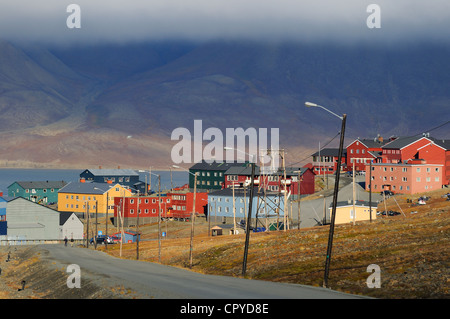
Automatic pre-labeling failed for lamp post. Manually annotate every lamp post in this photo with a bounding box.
[173,165,197,268]
[224,147,256,277]
[149,172,162,263]
[305,101,346,289]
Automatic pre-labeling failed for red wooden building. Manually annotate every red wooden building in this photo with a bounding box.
[223,165,315,195]
[381,135,450,185]
[113,191,208,227]
[346,136,390,172]
[310,148,347,175]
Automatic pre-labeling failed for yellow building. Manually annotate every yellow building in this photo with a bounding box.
[58,182,132,216]
[329,200,376,225]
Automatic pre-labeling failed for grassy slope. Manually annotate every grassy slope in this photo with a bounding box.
[101,187,450,299]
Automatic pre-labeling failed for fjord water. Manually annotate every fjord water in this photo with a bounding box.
[0,169,188,195]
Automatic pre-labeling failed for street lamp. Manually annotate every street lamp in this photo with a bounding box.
[305,101,347,289]
[173,165,197,269]
[224,147,256,277]
[149,171,162,263]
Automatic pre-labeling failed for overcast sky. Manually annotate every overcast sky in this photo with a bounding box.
[1,0,449,45]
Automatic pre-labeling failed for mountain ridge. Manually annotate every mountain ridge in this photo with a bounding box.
[0,40,449,169]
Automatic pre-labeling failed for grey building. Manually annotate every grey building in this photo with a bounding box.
[6,197,83,241]
[60,212,84,240]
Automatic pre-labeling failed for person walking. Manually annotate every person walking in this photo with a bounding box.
[64,236,68,247]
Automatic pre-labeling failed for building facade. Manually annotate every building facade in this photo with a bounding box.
[80,168,140,189]
[113,191,208,227]
[58,182,132,217]
[6,197,61,240]
[208,187,285,225]
[346,136,389,172]
[189,160,246,190]
[329,200,377,225]
[311,148,347,175]
[223,166,315,196]
[381,135,450,185]
[366,161,444,194]
[7,181,67,204]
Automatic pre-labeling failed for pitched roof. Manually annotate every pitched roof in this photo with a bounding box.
[83,169,139,176]
[347,137,390,149]
[189,160,246,171]
[209,187,279,197]
[224,165,260,176]
[58,182,120,194]
[381,136,425,149]
[382,135,450,151]
[311,148,347,157]
[330,200,376,208]
[60,212,76,225]
[9,181,67,190]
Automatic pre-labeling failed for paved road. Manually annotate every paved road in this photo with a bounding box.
[40,244,366,299]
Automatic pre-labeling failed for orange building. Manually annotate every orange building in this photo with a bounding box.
[366,160,444,194]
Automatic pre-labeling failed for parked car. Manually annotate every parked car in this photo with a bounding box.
[90,235,118,245]
[380,190,394,197]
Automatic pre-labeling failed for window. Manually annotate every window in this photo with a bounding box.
[426,168,430,172]
[402,167,407,172]
[435,177,440,182]
[402,177,407,182]
[416,168,421,172]
[145,209,149,214]
[43,189,47,193]
[130,209,134,214]
[435,168,440,172]
[426,177,430,182]
[416,177,421,182]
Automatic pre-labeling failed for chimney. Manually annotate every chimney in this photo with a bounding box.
[118,166,120,169]
[99,166,102,169]
[377,135,383,143]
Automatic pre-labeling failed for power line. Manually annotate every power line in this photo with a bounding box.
[287,131,341,167]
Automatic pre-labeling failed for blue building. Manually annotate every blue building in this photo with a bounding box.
[79,169,141,190]
[208,187,285,225]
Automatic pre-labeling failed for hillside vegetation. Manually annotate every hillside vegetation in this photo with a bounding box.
[102,187,450,299]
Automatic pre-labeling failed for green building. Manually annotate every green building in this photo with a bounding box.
[189,161,246,190]
[7,181,67,205]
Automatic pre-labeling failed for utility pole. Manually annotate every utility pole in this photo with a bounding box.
[105,194,109,250]
[94,200,98,250]
[136,190,140,260]
[232,181,236,234]
[242,161,255,277]
[369,160,373,222]
[158,175,162,263]
[189,172,197,268]
[297,170,301,230]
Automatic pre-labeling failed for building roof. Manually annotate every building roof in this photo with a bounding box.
[58,182,120,194]
[82,169,139,176]
[209,187,279,197]
[224,165,261,176]
[8,181,67,190]
[347,137,390,149]
[189,160,247,171]
[330,200,376,208]
[311,148,347,157]
[60,212,75,225]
